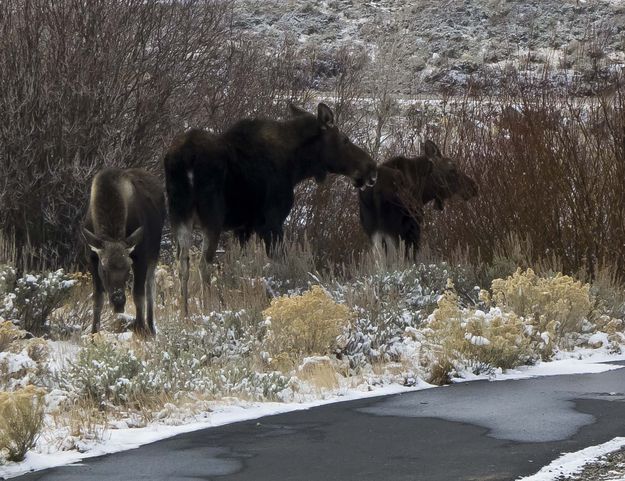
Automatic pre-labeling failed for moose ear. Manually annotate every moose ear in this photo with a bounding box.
[83,227,103,253]
[289,103,309,118]
[317,103,335,130]
[125,227,144,253]
[423,140,442,159]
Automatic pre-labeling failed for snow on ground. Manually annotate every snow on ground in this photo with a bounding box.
[1,350,624,479]
[517,437,625,481]
[455,350,625,383]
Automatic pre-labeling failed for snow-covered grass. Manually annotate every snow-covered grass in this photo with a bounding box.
[517,437,625,481]
[1,248,625,477]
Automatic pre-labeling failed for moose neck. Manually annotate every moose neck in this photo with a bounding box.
[422,169,448,205]
[90,171,131,240]
[283,116,328,186]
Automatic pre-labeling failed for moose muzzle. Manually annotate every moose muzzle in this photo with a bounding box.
[110,290,126,313]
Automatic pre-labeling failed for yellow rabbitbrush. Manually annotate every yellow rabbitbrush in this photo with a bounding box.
[0,385,46,462]
[425,283,535,385]
[263,286,352,367]
[490,268,593,342]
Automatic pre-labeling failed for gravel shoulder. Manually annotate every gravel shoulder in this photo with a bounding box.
[559,448,625,481]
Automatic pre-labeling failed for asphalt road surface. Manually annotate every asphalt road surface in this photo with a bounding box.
[15,363,625,481]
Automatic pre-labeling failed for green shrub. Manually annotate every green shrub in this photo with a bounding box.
[63,337,158,407]
[0,265,16,297]
[0,270,76,335]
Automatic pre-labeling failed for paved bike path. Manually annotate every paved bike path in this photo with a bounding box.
[15,364,625,481]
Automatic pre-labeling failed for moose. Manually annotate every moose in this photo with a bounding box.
[83,168,166,336]
[164,103,377,315]
[359,140,478,257]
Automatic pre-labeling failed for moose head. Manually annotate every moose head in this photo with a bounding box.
[421,140,478,210]
[289,103,377,189]
[83,227,143,313]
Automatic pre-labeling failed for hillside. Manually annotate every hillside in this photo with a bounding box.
[238,0,625,93]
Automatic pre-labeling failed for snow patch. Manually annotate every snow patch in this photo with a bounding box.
[517,437,625,481]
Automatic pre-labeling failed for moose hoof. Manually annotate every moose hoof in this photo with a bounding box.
[130,322,154,339]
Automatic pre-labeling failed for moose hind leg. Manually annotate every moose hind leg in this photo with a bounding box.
[199,228,220,287]
[195,189,224,288]
[175,222,192,317]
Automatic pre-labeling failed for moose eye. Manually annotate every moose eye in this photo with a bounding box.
[343,136,350,145]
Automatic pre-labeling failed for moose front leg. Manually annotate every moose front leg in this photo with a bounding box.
[145,262,157,335]
[131,263,149,336]
[259,213,286,258]
[89,254,104,334]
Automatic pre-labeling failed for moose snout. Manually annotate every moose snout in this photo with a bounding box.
[353,165,378,190]
[110,290,126,313]
[366,171,378,187]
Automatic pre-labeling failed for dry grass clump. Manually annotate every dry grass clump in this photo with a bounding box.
[263,286,352,368]
[48,398,109,449]
[0,321,27,353]
[490,268,593,343]
[594,316,625,351]
[0,326,49,391]
[296,357,340,391]
[0,385,46,462]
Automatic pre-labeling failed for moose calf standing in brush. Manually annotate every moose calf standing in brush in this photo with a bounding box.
[359,140,478,257]
[165,103,377,316]
[83,168,166,335]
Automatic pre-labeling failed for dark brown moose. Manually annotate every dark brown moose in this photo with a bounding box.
[359,140,478,257]
[83,168,166,336]
[164,103,377,315]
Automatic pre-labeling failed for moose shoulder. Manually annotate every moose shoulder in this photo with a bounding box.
[164,103,377,316]
[359,140,478,257]
[83,168,166,336]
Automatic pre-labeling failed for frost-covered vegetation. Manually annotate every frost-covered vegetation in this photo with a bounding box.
[1,0,624,472]
[1,240,624,466]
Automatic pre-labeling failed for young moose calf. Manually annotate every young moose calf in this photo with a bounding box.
[83,168,166,336]
[359,140,478,258]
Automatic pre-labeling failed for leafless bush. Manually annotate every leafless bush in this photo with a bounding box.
[0,1,313,267]
[289,65,625,279]
[420,69,625,278]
